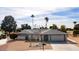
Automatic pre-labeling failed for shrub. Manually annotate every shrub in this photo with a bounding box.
[73,31,77,37]
[2,35,6,39]
[16,28,22,32]
[73,30,79,37]
[10,34,17,40]
[60,25,67,33]
[73,24,79,37]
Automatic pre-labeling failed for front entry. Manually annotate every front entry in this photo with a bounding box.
[44,35,48,42]
[25,35,29,40]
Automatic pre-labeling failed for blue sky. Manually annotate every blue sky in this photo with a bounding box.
[0,7,79,28]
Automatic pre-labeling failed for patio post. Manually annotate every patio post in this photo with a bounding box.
[29,34,32,47]
[41,35,42,42]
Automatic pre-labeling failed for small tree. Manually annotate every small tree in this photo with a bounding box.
[21,24,31,30]
[49,24,58,29]
[1,15,17,34]
[10,34,17,40]
[73,24,79,36]
[66,28,73,31]
[16,28,22,32]
[27,25,31,29]
[60,25,66,32]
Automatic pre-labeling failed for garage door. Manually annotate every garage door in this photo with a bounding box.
[51,35,65,41]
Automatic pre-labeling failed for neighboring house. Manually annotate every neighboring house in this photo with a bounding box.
[16,29,67,42]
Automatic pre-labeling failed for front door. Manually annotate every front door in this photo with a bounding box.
[44,35,48,42]
[25,35,28,40]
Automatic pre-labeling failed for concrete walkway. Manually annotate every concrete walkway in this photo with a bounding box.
[51,44,79,51]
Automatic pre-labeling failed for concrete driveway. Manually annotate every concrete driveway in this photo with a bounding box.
[51,44,79,51]
[51,38,79,51]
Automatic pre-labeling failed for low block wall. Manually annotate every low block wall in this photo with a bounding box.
[0,38,8,45]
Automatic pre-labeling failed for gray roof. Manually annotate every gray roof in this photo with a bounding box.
[19,29,33,34]
[19,29,66,35]
[19,29,47,34]
[40,29,66,35]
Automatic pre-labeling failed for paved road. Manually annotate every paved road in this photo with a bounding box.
[51,44,79,51]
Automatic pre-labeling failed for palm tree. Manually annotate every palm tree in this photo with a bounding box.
[45,17,49,28]
[31,14,35,29]
[73,21,77,36]
[73,21,77,26]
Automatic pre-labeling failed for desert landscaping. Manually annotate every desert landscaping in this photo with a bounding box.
[68,33,79,47]
[0,31,79,51]
[0,40,52,51]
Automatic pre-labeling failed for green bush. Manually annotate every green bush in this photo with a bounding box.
[73,24,79,36]
[16,28,22,32]
[1,35,6,39]
[73,31,77,37]
[10,34,17,39]
[73,30,79,37]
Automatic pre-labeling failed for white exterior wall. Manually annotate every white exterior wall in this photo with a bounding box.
[17,34,66,42]
[17,34,26,39]
[28,35,31,39]
[32,35,39,40]
[48,35,51,41]
[41,35,44,41]
[39,36,41,41]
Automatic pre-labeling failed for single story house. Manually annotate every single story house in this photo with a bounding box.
[16,29,67,42]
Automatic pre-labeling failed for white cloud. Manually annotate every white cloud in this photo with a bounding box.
[0,7,79,28]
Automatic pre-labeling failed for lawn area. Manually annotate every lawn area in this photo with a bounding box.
[0,40,52,51]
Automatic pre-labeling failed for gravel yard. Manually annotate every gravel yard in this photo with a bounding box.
[0,40,52,51]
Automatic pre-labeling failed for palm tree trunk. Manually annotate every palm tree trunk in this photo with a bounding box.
[46,21,47,28]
